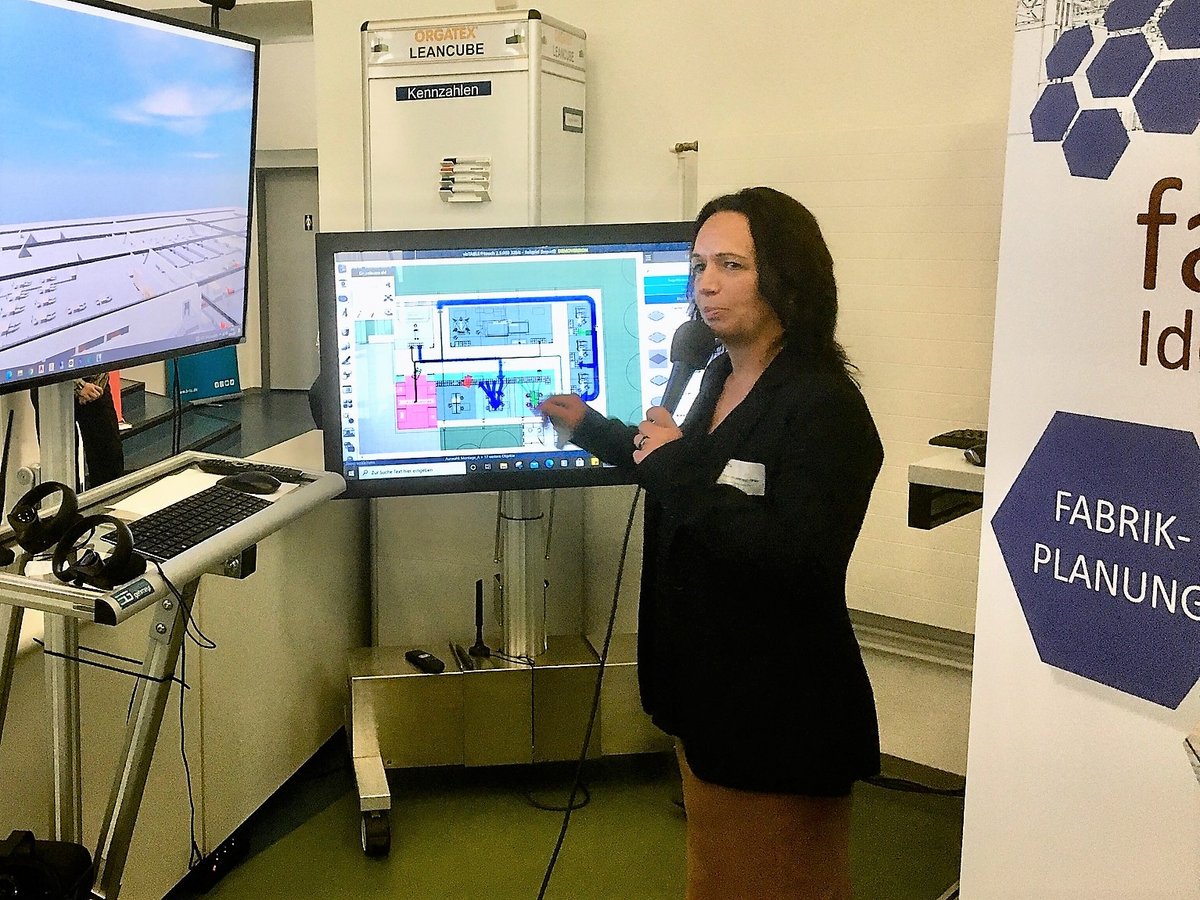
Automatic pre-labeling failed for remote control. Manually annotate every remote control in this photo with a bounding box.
[404,649,445,674]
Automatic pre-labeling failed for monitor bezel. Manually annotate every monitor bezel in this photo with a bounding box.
[0,0,261,396]
[316,220,698,499]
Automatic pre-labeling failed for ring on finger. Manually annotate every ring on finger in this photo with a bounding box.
[635,433,648,450]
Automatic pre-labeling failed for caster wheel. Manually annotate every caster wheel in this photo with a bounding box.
[361,810,391,857]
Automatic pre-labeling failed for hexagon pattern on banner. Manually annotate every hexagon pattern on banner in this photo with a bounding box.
[991,412,1200,709]
[1031,0,1200,179]
[1086,33,1152,98]
[1161,0,1200,48]
[1063,108,1129,178]
[1134,58,1200,133]
[1031,82,1080,141]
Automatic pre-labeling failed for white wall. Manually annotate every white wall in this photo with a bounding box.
[307,0,1016,774]
[242,40,319,390]
[128,3,318,393]
[257,41,318,152]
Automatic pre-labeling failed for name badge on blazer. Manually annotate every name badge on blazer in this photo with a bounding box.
[716,459,766,496]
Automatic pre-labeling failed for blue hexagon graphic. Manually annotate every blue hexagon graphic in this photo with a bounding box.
[1105,0,1163,29]
[992,412,1200,709]
[1062,108,1129,178]
[1086,32,1153,98]
[1135,57,1200,133]
[1160,0,1200,50]
[1031,82,1080,141]
[1046,26,1095,79]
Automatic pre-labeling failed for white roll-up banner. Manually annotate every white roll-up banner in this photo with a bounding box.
[960,1,1200,895]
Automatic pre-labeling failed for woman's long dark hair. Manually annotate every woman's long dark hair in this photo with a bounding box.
[692,186,856,379]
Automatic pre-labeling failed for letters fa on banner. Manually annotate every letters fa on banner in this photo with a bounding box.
[1138,177,1200,371]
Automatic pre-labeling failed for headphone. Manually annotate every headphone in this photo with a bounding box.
[7,481,146,590]
[8,481,78,553]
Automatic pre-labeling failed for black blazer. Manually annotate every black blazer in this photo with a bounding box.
[574,345,884,794]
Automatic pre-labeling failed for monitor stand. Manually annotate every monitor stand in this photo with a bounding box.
[496,489,546,659]
[38,380,84,845]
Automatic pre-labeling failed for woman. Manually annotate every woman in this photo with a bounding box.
[539,187,882,899]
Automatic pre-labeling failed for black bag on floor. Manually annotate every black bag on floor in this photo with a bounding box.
[0,830,93,900]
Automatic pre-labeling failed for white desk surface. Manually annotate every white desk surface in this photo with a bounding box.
[14,430,331,657]
[249,428,325,469]
[908,447,986,494]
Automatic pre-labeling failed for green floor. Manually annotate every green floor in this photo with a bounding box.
[169,737,963,900]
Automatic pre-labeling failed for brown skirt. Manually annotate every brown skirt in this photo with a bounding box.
[677,744,853,900]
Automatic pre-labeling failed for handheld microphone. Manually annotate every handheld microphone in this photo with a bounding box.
[660,319,718,415]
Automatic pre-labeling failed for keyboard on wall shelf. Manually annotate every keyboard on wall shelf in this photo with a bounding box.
[104,484,272,561]
[194,458,307,483]
[928,429,987,450]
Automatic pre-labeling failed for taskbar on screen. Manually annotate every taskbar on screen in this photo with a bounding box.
[347,448,606,481]
[2,327,241,387]
[4,349,111,384]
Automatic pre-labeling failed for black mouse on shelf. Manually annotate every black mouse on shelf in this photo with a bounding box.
[217,471,282,495]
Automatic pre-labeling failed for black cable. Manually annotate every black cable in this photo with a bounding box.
[184,617,216,650]
[31,555,211,869]
[490,648,535,667]
[57,642,152,667]
[171,358,183,456]
[140,558,209,865]
[151,559,217,650]
[179,637,203,867]
[535,486,642,900]
[473,648,588,812]
[32,639,189,689]
[147,559,210,866]
[0,407,14,514]
[149,556,207,866]
[525,780,590,813]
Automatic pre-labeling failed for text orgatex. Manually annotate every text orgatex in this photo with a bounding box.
[413,26,478,41]
[1054,490,1188,550]
[409,24,484,58]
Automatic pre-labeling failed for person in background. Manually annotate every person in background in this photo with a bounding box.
[31,373,124,489]
[73,372,124,487]
[539,186,883,899]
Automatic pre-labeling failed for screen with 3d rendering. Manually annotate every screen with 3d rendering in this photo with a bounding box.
[0,0,259,393]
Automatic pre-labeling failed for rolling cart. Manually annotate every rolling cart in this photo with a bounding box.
[0,451,344,899]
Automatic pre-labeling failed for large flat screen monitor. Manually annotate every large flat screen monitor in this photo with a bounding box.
[317,222,702,498]
[0,0,259,394]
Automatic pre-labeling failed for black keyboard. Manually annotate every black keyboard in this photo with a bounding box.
[194,458,307,483]
[929,428,987,449]
[108,484,272,561]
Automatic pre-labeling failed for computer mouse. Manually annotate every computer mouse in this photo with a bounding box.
[964,443,987,467]
[218,471,282,495]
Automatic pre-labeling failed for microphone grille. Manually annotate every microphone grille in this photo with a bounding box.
[669,319,718,370]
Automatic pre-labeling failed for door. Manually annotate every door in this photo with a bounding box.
[260,167,319,390]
